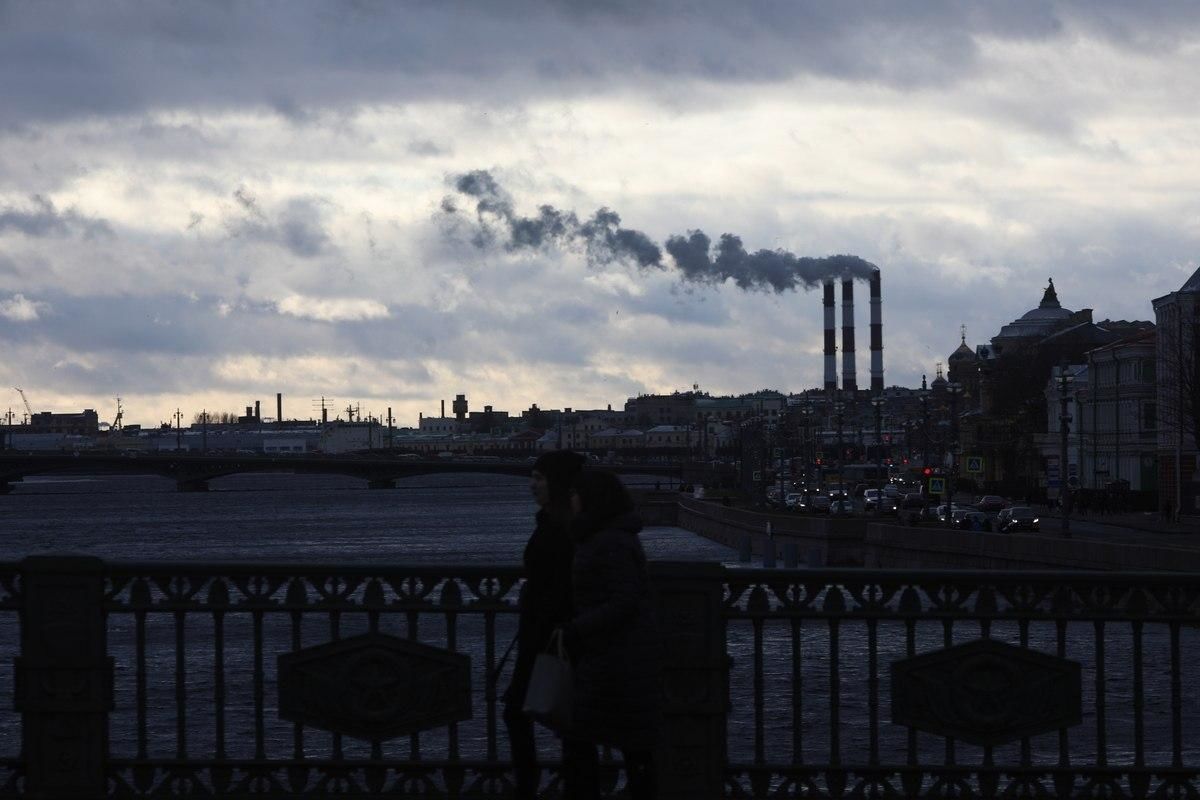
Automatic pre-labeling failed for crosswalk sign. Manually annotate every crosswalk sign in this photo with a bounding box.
[929,477,946,494]
[966,456,984,474]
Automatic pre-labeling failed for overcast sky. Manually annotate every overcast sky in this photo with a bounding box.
[2,1,1199,427]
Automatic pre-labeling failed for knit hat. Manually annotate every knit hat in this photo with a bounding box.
[532,449,587,507]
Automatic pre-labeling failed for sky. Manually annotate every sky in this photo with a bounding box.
[2,1,1199,428]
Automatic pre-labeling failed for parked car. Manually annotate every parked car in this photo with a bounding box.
[998,506,1040,532]
[829,498,855,517]
[957,511,993,531]
[936,504,967,523]
[976,495,1008,513]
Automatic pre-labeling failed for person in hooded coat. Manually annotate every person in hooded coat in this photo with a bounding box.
[503,449,586,800]
[561,470,662,800]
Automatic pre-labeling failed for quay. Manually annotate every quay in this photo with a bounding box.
[3,551,1199,798]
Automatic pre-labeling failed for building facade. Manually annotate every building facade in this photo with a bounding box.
[1153,267,1200,517]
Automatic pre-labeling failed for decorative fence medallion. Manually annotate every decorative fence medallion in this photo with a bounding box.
[278,632,471,741]
[891,639,1081,746]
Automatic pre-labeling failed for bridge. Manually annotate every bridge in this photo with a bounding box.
[0,452,685,493]
[2,556,1197,798]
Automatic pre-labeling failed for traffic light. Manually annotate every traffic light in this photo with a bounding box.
[922,466,933,476]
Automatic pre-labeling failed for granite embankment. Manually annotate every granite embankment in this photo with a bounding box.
[634,491,1200,571]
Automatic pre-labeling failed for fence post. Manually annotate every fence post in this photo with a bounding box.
[17,555,111,799]
[650,562,727,800]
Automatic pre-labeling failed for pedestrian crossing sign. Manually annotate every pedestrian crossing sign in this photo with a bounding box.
[966,456,984,474]
[929,477,946,494]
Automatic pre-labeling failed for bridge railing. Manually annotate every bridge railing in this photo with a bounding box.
[3,558,1200,798]
[722,568,1200,797]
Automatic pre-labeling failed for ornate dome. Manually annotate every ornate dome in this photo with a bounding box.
[948,326,977,362]
[995,278,1074,340]
[1181,265,1200,293]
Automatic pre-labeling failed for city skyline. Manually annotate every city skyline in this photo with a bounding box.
[2,3,1199,426]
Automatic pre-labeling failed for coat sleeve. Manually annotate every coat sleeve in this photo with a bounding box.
[569,532,642,642]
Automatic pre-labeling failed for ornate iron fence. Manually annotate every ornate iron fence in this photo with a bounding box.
[2,557,1199,798]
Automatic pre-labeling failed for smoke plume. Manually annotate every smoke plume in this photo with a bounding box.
[443,169,876,290]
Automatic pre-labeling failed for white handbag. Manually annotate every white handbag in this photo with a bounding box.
[522,628,573,732]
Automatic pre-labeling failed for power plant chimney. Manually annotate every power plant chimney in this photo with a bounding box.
[276,393,283,425]
[254,400,261,421]
[841,278,857,394]
[823,280,837,392]
[441,399,445,418]
[870,269,884,395]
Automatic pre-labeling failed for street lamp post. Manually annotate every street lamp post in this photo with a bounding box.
[871,396,885,517]
[946,382,962,527]
[801,401,814,493]
[918,375,931,470]
[834,399,845,498]
[1057,365,1074,538]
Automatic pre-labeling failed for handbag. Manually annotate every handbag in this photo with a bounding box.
[522,627,573,732]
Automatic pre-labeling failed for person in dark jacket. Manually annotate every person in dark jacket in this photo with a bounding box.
[561,470,662,800]
[504,449,586,800]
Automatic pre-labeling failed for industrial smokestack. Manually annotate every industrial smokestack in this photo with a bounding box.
[870,269,884,395]
[841,279,857,394]
[276,393,283,425]
[441,400,445,418]
[254,400,261,421]
[823,280,837,392]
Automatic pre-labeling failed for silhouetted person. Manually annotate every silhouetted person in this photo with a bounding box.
[561,470,662,800]
[504,450,585,800]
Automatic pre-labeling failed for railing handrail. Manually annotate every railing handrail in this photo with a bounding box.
[8,557,1200,581]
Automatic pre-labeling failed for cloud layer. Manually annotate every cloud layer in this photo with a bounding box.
[1,3,1198,425]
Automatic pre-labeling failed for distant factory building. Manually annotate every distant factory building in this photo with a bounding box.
[27,409,100,435]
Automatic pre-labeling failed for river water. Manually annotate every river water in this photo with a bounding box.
[1,472,1197,775]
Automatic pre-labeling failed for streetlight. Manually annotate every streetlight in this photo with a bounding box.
[834,399,845,498]
[1057,365,1074,538]
[871,395,886,517]
[801,401,814,492]
[918,375,931,471]
[945,382,962,527]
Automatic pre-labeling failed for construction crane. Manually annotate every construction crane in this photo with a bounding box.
[14,388,32,424]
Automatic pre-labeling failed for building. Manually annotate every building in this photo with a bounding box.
[1085,330,1158,495]
[1153,267,1200,517]
[26,409,100,435]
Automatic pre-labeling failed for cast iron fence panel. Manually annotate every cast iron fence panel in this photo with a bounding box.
[722,568,1200,798]
[0,563,21,796]
[6,559,1200,799]
[99,562,529,798]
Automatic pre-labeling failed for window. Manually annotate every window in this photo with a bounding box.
[1143,359,1156,384]
[1143,402,1157,432]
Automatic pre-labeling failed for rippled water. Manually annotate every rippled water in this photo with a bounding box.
[2,472,1197,772]
[0,472,734,763]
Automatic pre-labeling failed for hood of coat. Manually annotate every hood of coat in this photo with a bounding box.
[571,510,643,543]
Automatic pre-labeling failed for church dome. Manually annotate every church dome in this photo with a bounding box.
[995,278,1073,340]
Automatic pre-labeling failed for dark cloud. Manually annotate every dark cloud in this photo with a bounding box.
[1,3,1196,124]
[445,169,876,290]
[0,194,112,239]
[224,190,330,258]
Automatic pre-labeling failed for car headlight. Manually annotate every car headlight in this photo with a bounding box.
[1032,518,1039,524]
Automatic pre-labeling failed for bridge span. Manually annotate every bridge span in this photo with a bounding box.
[0,452,685,493]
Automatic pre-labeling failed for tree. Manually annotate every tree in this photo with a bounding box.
[192,411,241,425]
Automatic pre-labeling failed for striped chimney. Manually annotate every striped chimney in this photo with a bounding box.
[870,268,884,394]
[823,280,837,391]
[841,278,857,393]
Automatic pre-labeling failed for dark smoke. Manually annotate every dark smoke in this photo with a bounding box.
[444,169,876,290]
